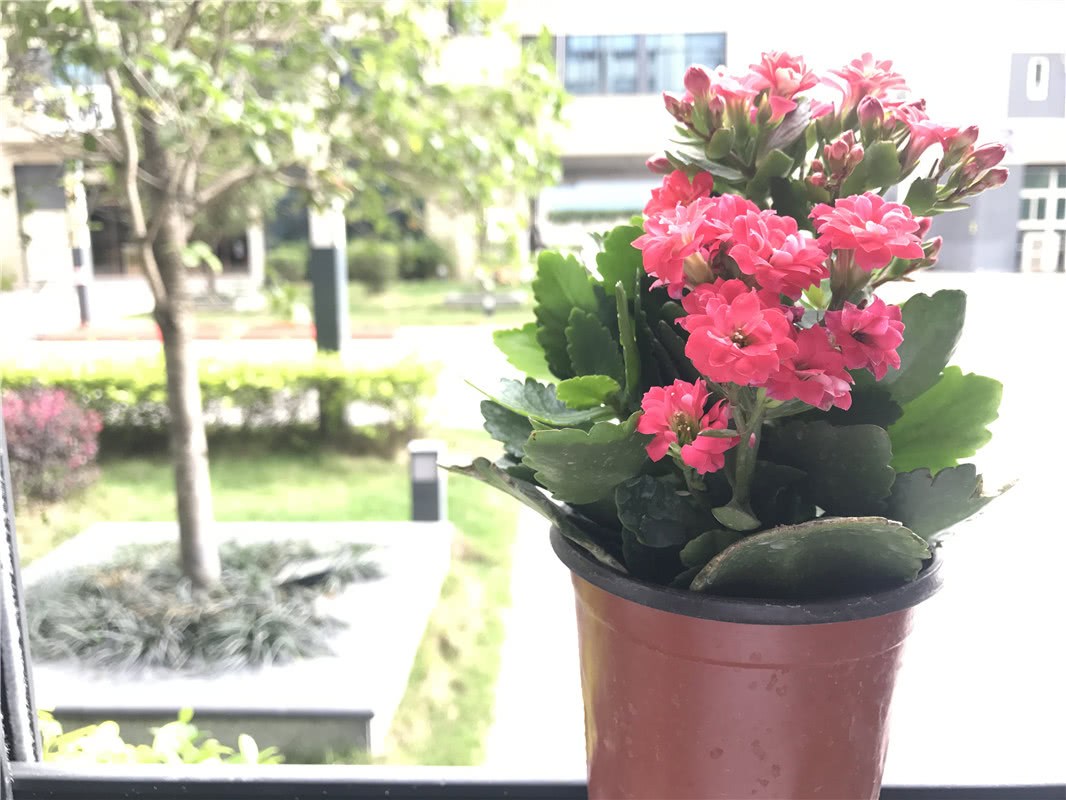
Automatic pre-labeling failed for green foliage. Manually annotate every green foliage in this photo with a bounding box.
[0,358,434,456]
[266,240,308,283]
[473,377,611,427]
[565,309,624,385]
[595,225,644,300]
[40,709,283,765]
[615,475,709,548]
[840,141,901,195]
[556,375,621,410]
[888,366,1002,472]
[521,413,649,504]
[492,323,553,381]
[347,239,399,294]
[881,291,966,404]
[689,517,930,599]
[532,251,598,378]
[886,465,1002,542]
[479,400,532,459]
[397,237,454,280]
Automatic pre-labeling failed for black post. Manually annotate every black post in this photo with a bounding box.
[73,252,90,328]
[308,204,349,353]
[409,439,447,522]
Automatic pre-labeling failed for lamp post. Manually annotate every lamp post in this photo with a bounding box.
[307,200,349,353]
[409,439,447,522]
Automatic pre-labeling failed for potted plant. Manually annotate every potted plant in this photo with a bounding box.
[453,51,1008,800]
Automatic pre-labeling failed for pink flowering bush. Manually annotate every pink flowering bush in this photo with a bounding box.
[457,52,1007,600]
[3,387,102,502]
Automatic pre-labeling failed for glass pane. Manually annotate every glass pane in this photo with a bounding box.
[1055,168,1065,188]
[1036,198,1047,219]
[645,34,685,94]
[603,35,638,94]
[1023,165,1052,189]
[1057,198,1066,221]
[685,33,727,71]
[564,36,602,94]
[1020,198,1032,219]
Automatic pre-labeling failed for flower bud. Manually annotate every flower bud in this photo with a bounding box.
[916,216,932,238]
[917,236,943,268]
[645,153,673,175]
[684,65,712,99]
[947,125,980,152]
[857,96,884,139]
[663,91,693,124]
[973,167,1009,193]
[970,143,1006,171]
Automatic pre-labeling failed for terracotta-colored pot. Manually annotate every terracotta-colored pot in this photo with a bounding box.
[550,528,943,800]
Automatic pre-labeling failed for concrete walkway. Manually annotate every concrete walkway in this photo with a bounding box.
[483,506,585,773]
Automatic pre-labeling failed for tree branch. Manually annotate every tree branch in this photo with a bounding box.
[194,164,266,209]
[168,0,203,49]
[80,0,168,307]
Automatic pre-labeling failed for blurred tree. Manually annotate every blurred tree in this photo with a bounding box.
[2,0,564,587]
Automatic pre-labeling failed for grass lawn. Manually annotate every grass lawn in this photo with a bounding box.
[15,428,518,766]
[188,279,533,333]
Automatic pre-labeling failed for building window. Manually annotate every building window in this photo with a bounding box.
[561,33,726,95]
[1017,164,1066,272]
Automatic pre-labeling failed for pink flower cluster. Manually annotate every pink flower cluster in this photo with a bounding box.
[634,172,829,299]
[637,380,739,474]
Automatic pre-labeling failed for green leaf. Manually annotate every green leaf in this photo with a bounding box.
[621,528,684,584]
[251,140,273,167]
[769,177,813,231]
[471,378,612,427]
[765,421,896,516]
[886,464,1003,542]
[615,475,708,548]
[881,290,966,404]
[480,400,533,458]
[840,140,900,195]
[689,516,930,599]
[888,367,1001,472]
[679,530,741,568]
[595,225,644,300]
[565,309,624,384]
[446,458,626,572]
[493,323,552,381]
[522,412,649,504]
[904,177,938,216]
[556,375,621,409]
[533,250,598,378]
[705,127,735,160]
[615,281,640,400]
[820,385,902,428]
[746,148,794,199]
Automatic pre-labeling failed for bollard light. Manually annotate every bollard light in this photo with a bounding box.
[409,439,447,522]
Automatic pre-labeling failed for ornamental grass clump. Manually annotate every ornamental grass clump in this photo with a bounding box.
[454,51,1008,601]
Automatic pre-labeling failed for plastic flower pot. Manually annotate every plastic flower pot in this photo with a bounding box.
[550,527,944,800]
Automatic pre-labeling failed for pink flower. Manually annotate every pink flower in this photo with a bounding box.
[809,100,835,119]
[766,326,853,411]
[645,153,673,175]
[824,297,904,380]
[644,170,715,217]
[684,65,713,99]
[637,379,711,461]
[759,234,829,298]
[682,286,799,386]
[826,53,909,111]
[681,278,780,317]
[633,198,715,295]
[810,192,924,271]
[680,399,739,474]
[749,51,817,121]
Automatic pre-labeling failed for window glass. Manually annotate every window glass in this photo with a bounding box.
[1023,165,1053,189]
[1020,198,1032,219]
[564,36,602,94]
[1036,198,1047,219]
[685,33,727,72]
[645,34,687,93]
[603,35,638,94]
[1057,198,1066,221]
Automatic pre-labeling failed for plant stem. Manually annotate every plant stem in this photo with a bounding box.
[730,388,767,509]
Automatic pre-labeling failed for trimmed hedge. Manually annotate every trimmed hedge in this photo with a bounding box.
[1,357,435,456]
[347,239,399,294]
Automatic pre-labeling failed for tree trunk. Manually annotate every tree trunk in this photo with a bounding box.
[153,206,220,589]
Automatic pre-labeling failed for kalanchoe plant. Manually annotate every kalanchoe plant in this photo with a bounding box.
[453,52,1009,601]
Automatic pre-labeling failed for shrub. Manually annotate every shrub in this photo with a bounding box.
[2,387,102,501]
[0,357,435,456]
[28,540,381,670]
[398,237,454,280]
[266,240,308,283]
[347,239,399,293]
[41,708,284,764]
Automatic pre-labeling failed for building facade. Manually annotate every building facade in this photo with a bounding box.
[507,0,1066,272]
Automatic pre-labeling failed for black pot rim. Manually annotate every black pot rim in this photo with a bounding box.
[549,526,944,626]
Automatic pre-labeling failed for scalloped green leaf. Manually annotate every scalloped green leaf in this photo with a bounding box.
[888,366,1001,472]
[881,290,966,404]
[565,308,624,384]
[841,140,901,195]
[471,378,612,427]
[886,464,1003,542]
[493,323,552,381]
[706,127,735,160]
[480,400,532,458]
[556,375,621,410]
[904,177,938,216]
[595,225,644,300]
[689,516,930,600]
[615,474,707,548]
[445,458,625,572]
[533,250,598,379]
[746,148,793,200]
[764,421,895,516]
[522,412,649,504]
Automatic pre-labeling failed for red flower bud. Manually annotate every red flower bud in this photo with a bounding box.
[858,96,884,133]
[645,153,673,175]
[949,125,980,151]
[663,91,693,124]
[974,167,1009,192]
[970,143,1006,171]
[684,65,713,99]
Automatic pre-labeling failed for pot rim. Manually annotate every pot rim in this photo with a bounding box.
[550,526,944,626]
